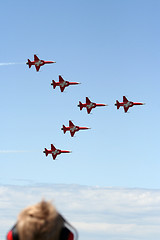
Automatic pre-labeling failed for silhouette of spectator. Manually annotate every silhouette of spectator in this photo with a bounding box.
[6,200,78,240]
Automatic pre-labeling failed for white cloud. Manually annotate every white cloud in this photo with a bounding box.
[1,184,160,240]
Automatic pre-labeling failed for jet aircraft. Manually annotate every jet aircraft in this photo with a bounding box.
[78,97,107,114]
[51,75,80,92]
[26,54,56,72]
[61,120,90,137]
[43,144,71,160]
[115,96,145,113]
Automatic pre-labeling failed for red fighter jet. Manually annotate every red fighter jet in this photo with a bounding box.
[26,54,56,72]
[61,120,90,137]
[51,75,81,92]
[115,96,145,113]
[43,144,71,160]
[78,97,107,114]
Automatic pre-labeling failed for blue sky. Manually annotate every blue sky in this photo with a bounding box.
[0,0,160,188]
[1,0,160,239]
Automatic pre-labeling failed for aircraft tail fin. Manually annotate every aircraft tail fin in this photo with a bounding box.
[51,80,57,89]
[78,101,83,110]
[27,59,32,68]
[44,148,48,156]
[115,100,120,109]
[62,125,67,134]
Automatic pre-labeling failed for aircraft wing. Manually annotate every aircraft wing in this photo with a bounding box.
[60,86,65,92]
[59,75,64,82]
[34,54,40,61]
[52,154,56,160]
[124,106,129,113]
[59,76,65,92]
[87,107,92,114]
[123,96,128,103]
[69,121,74,127]
[86,97,91,104]
[51,144,56,151]
[70,131,75,137]
[35,65,41,72]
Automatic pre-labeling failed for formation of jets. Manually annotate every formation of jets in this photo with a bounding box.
[26,55,145,160]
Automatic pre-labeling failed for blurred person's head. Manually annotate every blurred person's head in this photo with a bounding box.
[6,200,78,240]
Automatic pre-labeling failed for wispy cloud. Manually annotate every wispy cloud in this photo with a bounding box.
[1,184,160,240]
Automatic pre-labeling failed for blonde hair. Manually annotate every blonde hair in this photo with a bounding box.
[17,200,64,240]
